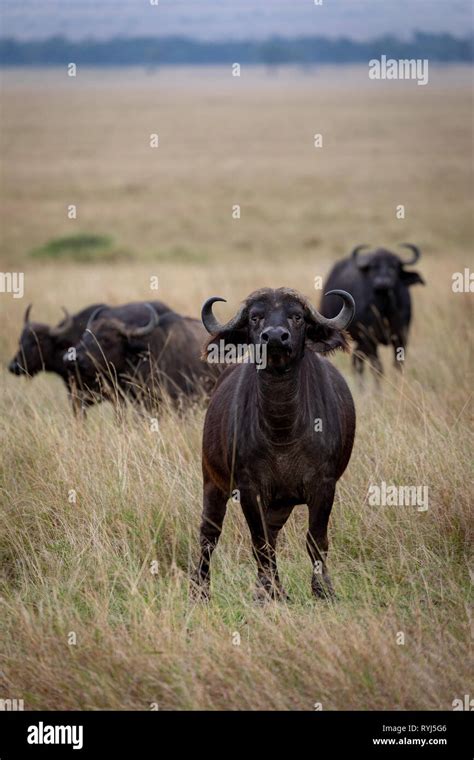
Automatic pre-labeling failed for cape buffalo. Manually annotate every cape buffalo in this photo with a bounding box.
[192,287,356,602]
[320,243,424,377]
[8,303,106,413]
[70,301,219,410]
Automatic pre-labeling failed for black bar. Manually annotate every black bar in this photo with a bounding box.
[0,710,471,757]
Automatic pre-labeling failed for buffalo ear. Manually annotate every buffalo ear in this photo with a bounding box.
[203,327,249,359]
[355,255,371,272]
[305,323,351,354]
[401,269,425,286]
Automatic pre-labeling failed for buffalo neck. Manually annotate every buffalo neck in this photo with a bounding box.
[255,361,304,445]
[48,337,74,378]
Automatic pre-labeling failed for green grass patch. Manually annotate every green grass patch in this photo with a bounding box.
[29,233,132,262]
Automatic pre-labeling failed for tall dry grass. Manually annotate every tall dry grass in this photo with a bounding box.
[0,66,472,710]
[0,256,472,710]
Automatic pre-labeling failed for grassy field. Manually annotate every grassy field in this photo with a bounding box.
[0,65,472,710]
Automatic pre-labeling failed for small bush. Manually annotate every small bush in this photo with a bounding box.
[29,233,131,262]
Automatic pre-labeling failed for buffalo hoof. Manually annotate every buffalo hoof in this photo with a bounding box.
[311,574,336,601]
[254,579,290,604]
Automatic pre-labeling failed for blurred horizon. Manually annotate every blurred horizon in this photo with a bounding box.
[1,0,472,42]
[1,32,472,66]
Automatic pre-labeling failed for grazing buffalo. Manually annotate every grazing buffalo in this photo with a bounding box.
[8,303,106,413]
[320,244,424,377]
[70,301,219,410]
[192,287,356,602]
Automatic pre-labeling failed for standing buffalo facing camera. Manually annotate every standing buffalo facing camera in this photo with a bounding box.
[320,244,425,377]
[192,287,356,602]
[70,301,219,411]
[8,303,106,413]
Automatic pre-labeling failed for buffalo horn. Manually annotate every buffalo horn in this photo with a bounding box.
[307,290,355,331]
[201,296,248,335]
[399,243,421,266]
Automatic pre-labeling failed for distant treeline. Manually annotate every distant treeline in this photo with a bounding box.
[0,33,472,66]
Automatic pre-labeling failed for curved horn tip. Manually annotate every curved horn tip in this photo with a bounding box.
[201,296,228,334]
[126,303,159,338]
[24,303,32,324]
[323,289,356,329]
[351,244,370,259]
[202,296,250,337]
[58,306,73,327]
[146,302,160,325]
[202,296,227,308]
[49,305,75,336]
[325,289,356,309]
[86,306,106,331]
[399,243,421,265]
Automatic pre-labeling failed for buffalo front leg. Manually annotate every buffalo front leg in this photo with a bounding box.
[190,481,227,601]
[306,480,336,600]
[240,493,290,602]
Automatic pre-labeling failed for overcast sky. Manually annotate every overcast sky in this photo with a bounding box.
[1,0,472,41]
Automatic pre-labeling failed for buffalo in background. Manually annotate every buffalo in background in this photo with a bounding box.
[8,303,106,414]
[320,244,424,377]
[70,301,219,412]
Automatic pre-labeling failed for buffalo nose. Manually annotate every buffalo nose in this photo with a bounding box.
[261,327,290,347]
[8,359,18,374]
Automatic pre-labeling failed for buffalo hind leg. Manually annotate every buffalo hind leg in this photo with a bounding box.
[354,338,383,384]
[190,481,227,601]
[240,493,291,602]
[367,350,383,384]
[306,480,336,600]
[353,344,382,384]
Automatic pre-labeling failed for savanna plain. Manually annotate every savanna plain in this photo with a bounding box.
[0,66,472,710]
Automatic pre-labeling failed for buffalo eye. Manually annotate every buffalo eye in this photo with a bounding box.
[250,315,261,325]
[292,314,303,324]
